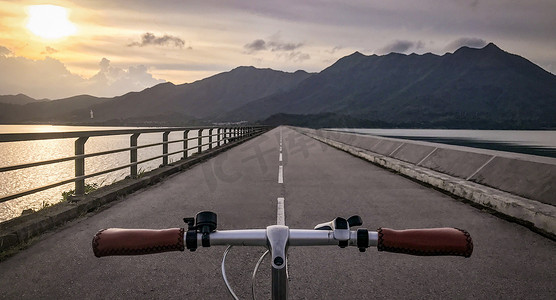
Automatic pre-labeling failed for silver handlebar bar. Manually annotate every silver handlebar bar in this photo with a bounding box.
[205,228,378,247]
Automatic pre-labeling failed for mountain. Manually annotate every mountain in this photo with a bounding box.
[226,43,556,129]
[0,67,312,125]
[260,112,391,128]
[0,94,41,105]
[67,67,312,123]
[2,43,555,129]
[0,95,109,124]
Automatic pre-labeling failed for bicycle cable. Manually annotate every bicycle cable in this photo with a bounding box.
[222,245,239,300]
[251,250,269,300]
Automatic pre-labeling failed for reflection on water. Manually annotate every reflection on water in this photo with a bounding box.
[332,129,556,158]
[0,124,136,134]
[0,125,207,222]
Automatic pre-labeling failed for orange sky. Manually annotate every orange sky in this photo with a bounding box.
[1,0,555,99]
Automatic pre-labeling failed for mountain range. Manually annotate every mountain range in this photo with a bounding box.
[1,43,555,129]
[0,67,311,126]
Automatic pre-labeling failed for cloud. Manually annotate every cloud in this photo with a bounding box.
[244,39,267,52]
[288,51,310,62]
[326,46,343,54]
[244,38,303,53]
[275,51,311,62]
[70,0,556,78]
[128,32,185,48]
[444,38,488,52]
[378,40,424,54]
[0,54,165,99]
[0,45,12,57]
[269,41,303,52]
[41,46,58,55]
[89,58,165,95]
[243,34,309,62]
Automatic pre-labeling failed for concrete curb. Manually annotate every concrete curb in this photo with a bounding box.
[297,128,556,238]
[0,132,267,254]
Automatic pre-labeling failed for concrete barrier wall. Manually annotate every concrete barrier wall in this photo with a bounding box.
[470,157,556,204]
[370,140,404,156]
[419,148,492,179]
[391,143,435,164]
[315,129,556,206]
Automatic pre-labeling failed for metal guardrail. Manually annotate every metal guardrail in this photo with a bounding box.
[0,126,269,204]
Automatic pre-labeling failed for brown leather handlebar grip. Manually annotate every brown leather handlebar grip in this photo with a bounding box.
[377,228,473,257]
[92,228,185,257]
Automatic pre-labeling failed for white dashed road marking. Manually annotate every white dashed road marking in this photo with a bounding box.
[277,197,285,225]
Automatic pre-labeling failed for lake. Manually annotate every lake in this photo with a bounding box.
[330,128,556,158]
[0,124,207,222]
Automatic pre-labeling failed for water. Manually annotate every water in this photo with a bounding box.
[330,128,556,158]
[0,125,207,222]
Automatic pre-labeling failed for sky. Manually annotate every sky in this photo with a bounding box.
[0,0,555,99]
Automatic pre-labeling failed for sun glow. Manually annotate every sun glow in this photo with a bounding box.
[26,5,77,39]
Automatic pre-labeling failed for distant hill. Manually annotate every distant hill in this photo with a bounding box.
[0,95,109,124]
[226,43,556,129]
[260,112,392,128]
[68,67,313,123]
[0,67,312,125]
[1,43,555,129]
[0,94,41,105]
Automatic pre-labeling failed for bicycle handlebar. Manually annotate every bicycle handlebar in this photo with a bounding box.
[92,227,472,258]
[377,228,472,257]
[92,228,185,257]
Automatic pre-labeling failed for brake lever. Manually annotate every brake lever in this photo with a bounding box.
[347,215,363,227]
[314,215,363,230]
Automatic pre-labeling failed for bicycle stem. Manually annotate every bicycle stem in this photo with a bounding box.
[197,225,377,300]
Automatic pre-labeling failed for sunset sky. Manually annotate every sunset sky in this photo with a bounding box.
[1,0,555,99]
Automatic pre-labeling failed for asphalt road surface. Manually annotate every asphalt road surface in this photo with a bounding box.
[0,126,554,299]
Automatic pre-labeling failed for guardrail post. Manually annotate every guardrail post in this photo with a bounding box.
[217,128,221,147]
[198,129,203,153]
[208,128,214,150]
[130,133,140,178]
[163,131,170,165]
[75,137,89,196]
[183,130,189,159]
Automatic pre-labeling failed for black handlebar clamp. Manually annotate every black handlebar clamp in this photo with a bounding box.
[315,215,365,249]
[335,218,349,248]
[184,217,197,252]
[184,211,218,251]
[357,228,369,252]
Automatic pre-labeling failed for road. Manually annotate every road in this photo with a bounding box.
[0,126,554,299]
